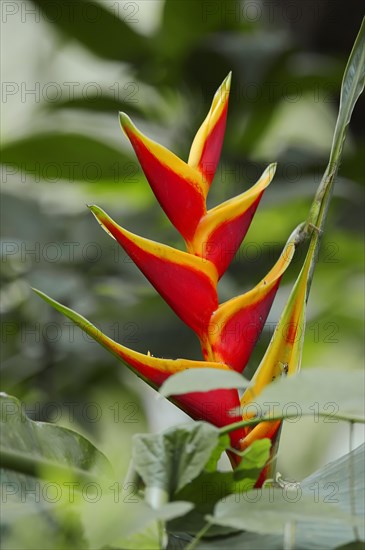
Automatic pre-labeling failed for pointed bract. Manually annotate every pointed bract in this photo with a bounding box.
[33,288,246,448]
[188,73,231,187]
[190,164,276,277]
[119,113,206,243]
[89,205,219,336]
[205,239,295,372]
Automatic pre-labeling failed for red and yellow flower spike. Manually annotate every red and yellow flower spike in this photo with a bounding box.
[34,73,298,459]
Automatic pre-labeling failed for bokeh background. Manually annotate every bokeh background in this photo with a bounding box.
[1,0,364,480]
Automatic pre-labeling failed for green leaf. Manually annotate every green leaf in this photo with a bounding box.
[204,434,231,473]
[299,17,365,316]
[207,490,360,535]
[0,395,194,549]
[81,496,193,549]
[222,368,365,437]
[329,17,365,166]
[132,422,220,500]
[122,501,194,533]
[158,0,239,61]
[0,393,110,482]
[235,439,272,472]
[298,443,365,548]
[168,440,271,536]
[31,0,148,62]
[159,368,249,398]
[1,133,130,183]
[0,393,111,549]
[199,444,364,549]
[250,368,365,423]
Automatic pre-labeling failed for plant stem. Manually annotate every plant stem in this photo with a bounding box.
[219,413,364,438]
[349,421,360,541]
[185,523,212,550]
[283,521,296,550]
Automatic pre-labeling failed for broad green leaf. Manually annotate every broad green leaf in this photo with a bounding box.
[158,0,241,62]
[31,0,148,62]
[80,495,193,550]
[132,423,219,501]
[0,393,110,549]
[168,440,271,536]
[122,500,194,531]
[0,394,193,549]
[298,443,365,548]
[207,489,360,535]
[118,525,161,550]
[235,439,272,471]
[197,444,364,549]
[223,368,364,438]
[0,393,110,481]
[204,434,231,473]
[249,368,365,423]
[159,369,249,398]
[1,133,131,183]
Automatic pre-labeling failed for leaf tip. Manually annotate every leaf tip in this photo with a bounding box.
[32,287,45,299]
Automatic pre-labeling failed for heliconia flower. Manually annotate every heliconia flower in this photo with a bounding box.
[33,289,246,449]
[33,73,299,462]
[90,203,295,372]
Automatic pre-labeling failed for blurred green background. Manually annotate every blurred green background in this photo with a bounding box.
[1,0,364,479]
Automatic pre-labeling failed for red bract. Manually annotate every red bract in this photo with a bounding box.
[35,74,300,461]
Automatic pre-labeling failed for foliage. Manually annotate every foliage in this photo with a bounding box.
[1,1,365,549]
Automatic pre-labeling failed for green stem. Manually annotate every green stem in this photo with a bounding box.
[349,422,360,541]
[158,520,167,550]
[283,521,296,550]
[185,523,212,550]
[219,413,364,438]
